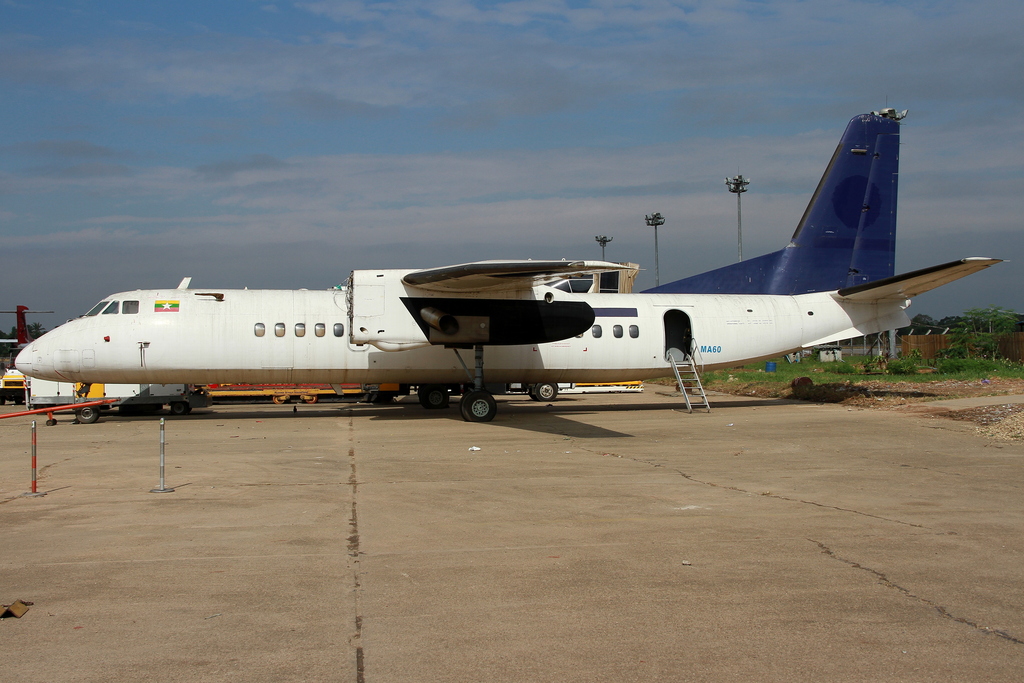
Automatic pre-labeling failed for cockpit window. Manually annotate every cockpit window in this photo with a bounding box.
[551,277,593,293]
[122,301,140,314]
[102,301,120,315]
[86,301,110,316]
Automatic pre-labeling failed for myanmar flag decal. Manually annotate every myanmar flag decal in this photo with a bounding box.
[155,300,180,312]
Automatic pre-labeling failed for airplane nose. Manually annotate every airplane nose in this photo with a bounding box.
[16,343,57,381]
[14,346,32,375]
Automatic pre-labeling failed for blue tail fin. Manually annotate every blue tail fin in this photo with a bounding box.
[645,112,901,295]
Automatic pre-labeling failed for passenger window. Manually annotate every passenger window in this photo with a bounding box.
[275,323,286,337]
[122,301,140,314]
[591,325,602,338]
[613,325,623,338]
[86,301,109,316]
[254,323,266,337]
[334,323,345,337]
[295,323,306,337]
[629,325,639,338]
[102,301,120,315]
[315,323,326,337]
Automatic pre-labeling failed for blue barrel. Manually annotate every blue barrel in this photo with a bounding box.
[765,361,777,373]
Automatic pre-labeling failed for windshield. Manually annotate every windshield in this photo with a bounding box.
[85,301,110,316]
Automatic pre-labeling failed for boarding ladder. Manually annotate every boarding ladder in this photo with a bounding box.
[667,347,710,413]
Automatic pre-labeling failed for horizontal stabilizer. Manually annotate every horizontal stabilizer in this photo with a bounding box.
[833,258,1002,302]
[403,260,635,292]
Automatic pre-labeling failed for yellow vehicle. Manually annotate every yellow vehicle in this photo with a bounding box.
[0,369,26,404]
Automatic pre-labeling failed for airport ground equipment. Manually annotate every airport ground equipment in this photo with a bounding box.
[27,379,209,417]
[206,382,363,404]
[0,398,118,426]
[667,349,710,413]
[562,381,643,394]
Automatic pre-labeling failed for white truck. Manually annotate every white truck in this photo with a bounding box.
[28,379,210,423]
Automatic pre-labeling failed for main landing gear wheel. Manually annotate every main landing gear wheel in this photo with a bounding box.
[530,383,559,402]
[418,384,450,409]
[459,390,497,422]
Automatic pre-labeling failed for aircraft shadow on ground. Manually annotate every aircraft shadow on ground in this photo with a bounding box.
[359,394,803,437]
[80,394,801,435]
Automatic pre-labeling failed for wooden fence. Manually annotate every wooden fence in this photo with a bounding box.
[901,332,1024,362]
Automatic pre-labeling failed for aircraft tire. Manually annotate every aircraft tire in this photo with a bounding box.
[531,383,559,402]
[76,406,101,424]
[459,390,497,422]
[418,384,450,409]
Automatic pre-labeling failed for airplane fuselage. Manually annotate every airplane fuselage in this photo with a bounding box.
[16,276,910,386]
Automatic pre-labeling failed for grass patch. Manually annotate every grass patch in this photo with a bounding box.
[693,355,1024,403]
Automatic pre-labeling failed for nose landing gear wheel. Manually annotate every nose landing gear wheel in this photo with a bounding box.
[459,390,496,422]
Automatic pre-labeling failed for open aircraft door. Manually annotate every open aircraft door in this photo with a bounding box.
[664,309,694,361]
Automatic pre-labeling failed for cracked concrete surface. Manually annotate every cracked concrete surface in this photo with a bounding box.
[2,392,1024,682]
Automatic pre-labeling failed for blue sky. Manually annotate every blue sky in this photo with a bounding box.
[2,0,1022,331]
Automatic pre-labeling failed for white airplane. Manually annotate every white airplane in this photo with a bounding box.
[16,110,1000,422]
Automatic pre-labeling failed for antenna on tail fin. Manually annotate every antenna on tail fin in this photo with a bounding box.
[646,111,904,295]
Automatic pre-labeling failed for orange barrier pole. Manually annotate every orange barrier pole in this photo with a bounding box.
[23,420,46,498]
[31,420,37,494]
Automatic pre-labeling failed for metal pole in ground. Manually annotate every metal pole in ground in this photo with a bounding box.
[23,420,46,497]
[150,418,175,493]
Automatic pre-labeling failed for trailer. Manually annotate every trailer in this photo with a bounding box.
[28,379,210,421]
[206,383,365,404]
[561,381,644,394]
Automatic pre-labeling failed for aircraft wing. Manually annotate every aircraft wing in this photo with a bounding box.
[834,257,1002,302]
[402,259,636,292]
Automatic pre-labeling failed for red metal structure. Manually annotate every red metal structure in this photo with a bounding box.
[0,398,118,425]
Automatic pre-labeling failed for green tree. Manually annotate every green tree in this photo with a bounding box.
[944,305,1019,359]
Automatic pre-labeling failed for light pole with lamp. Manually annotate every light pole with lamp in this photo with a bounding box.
[725,174,750,261]
[644,212,665,287]
[595,235,612,260]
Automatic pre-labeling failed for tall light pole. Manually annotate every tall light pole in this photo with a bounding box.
[595,235,612,260]
[725,174,750,261]
[644,212,665,286]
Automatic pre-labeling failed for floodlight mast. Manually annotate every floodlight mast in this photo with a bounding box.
[644,212,665,286]
[725,174,750,261]
[595,235,612,260]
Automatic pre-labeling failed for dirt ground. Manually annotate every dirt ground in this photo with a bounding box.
[698,375,1024,442]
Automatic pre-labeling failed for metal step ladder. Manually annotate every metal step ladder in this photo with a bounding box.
[667,348,711,413]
